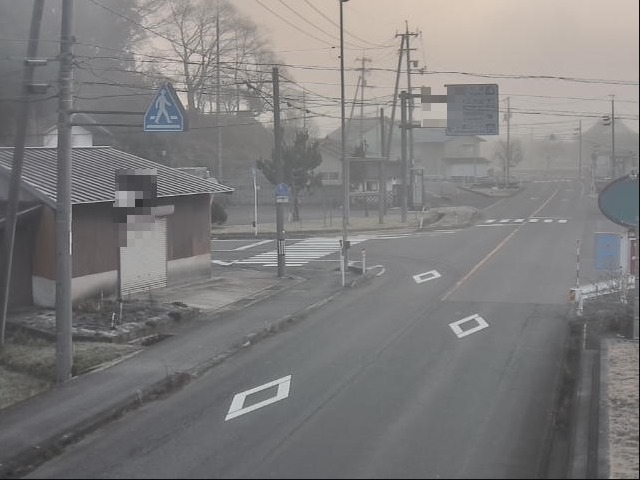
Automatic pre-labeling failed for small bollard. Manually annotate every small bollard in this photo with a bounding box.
[362,248,366,275]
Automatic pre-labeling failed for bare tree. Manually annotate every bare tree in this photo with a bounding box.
[494,138,523,183]
[137,0,278,115]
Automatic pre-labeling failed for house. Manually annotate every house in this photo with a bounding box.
[411,128,490,180]
[318,118,489,203]
[582,119,639,178]
[42,113,114,148]
[0,146,234,308]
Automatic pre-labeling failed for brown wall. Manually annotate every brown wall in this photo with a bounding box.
[32,206,56,280]
[166,194,211,261]
[72,203,119,277]
[33,194,211,279]
[0,212,39,307]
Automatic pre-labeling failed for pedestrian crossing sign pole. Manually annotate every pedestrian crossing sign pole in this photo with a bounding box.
[144,83,188,132]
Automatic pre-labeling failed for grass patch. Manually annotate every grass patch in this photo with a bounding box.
[0,365,52,410]
[0,338,141,382]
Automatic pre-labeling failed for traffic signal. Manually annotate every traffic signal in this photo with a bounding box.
[602,115,611,126]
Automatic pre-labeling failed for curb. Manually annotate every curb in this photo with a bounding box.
[0,271,376,479]
[0,372,191,479]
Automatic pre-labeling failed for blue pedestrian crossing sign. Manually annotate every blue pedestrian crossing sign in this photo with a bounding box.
[144,83,187,132]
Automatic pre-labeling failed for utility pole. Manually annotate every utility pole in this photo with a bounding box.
[379,107,385,224]
[302,91,307,130]
[400,90,408,222]
[216,0,222,180]
[386,33,405,160]
[402,23,418,208]
[577,120,582,180]
[272,67,286,278]
[56,0,75,383]
[505,97,511,188]
[355,53,372,146]
[340,0,349,286]
[611,95,615,178]
[0,0,46,347]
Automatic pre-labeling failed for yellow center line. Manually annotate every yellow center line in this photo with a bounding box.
[441,186,561,301]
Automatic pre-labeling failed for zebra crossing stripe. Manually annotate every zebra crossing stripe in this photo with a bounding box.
[558,219,568,223]
[529,218,540,223]
[236,236,366,267]
[485,219,497,223]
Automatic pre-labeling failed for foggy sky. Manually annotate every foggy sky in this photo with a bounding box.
[233,0,639,140]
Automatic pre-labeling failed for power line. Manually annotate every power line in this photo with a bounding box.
[302,0,393,48]
[253,0,336,48]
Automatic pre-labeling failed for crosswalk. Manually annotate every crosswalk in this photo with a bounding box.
[235,236,369,267]
[478,217,568,226]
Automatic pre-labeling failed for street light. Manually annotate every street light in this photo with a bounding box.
[339,0,349,287]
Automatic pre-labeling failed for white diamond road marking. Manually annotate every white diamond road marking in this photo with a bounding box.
[413,270,441,284]
[225,375,292,421]
[236,236,368,267]
[449,314,489,338]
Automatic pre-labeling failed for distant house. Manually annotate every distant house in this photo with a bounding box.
[318,119,489,199]
[412,128,489,180]
[42,113,114,148]
[0,146,233,308]
[583,119,639,178]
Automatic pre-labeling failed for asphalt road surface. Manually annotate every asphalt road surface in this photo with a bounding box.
[29,179,594,479]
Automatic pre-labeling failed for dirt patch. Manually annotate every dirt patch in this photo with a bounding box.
[7,298,200,344]
[0,298,200,411]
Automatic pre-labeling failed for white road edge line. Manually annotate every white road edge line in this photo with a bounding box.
[233,239,272,251]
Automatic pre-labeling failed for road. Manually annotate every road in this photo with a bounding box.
[29,179,591,478]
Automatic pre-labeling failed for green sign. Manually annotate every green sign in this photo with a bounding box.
[597,175,639,228]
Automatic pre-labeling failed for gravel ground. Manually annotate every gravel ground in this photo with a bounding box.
[606,338,639,479]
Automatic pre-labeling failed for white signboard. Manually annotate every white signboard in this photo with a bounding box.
[446,84,499,136]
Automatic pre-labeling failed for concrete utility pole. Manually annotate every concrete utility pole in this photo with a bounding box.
[505,97,511,188]
[272,66,285,278]
[402,23,418,208]
[340,0,350,286]
[216,0,222,181]
[0,0,46,347]
[385,33,405,160]
[610,95,615,178]
[56,0,75,383]
[577,120,582,179]
[400,91,408,222]
[355,53,372,146]
[379,107,386,224]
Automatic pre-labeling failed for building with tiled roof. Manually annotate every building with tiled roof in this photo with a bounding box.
[0,146,233,308]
